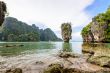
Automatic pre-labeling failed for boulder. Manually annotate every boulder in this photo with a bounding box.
[5,68,22,73]
[36,61,44,64]
[44,63,110,73]
[44,63,63,73]
[88,56,110,68]
[58,52,79,58]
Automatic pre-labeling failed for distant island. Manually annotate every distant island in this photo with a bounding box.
[0,17,62,42]
[81,7,110,43]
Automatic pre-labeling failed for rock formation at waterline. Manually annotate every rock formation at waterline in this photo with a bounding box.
[61,23,72,43]
[82,43,110,68]
[0,1,7,26]
[81,7,110,42]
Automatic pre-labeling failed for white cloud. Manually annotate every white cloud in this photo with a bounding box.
[72,32,82,41]
[3,0,94,41]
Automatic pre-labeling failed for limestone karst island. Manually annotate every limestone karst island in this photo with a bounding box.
[0,0,110,73]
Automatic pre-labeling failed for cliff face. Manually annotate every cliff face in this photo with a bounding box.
[0,1,7,26]
[90,20,107,42]
[81,7,110,42]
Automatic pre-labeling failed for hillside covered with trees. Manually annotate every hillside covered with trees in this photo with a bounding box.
[0,17,62,42]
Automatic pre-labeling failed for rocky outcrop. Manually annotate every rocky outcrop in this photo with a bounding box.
[81,7,110,42]
[61,23,72,43]
[58,52,79,58]
[44,63,110,73]
[0,1,7,26]
[44,63,63,73]
[90,21,107,42]
[5,68,22,73]
[88,56,110,68]
[82,43,110,68]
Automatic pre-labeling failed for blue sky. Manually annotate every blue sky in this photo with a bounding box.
[86,0,110,17]
[73,0,110,41]
[3,0,110,41]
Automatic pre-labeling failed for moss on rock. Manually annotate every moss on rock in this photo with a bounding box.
[44,63,63,73]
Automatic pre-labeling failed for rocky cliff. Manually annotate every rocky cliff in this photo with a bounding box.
[81,7,110,42]
[0,1,7,26]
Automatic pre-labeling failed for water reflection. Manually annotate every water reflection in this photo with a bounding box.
[62,42,72,52]
[1,42,109,57]
[0,42,55,56]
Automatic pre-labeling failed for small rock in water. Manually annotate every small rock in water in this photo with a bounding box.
[44,63,64,73]
[19,45,24,47]
[59,52,79,58]
[36,61,44,64]
[5,44,24,47]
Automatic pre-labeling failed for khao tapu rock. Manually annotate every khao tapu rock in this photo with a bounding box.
[81,7,110,43]
[0,1,7,26]
[61,23,72,43]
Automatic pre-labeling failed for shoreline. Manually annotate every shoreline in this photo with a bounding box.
[0,51,109,73]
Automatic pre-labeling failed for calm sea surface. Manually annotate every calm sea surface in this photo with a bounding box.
[0,42,83,57]
[0,42,110,72]
[0,42,110,57]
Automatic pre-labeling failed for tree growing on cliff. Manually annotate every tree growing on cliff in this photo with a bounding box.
[81,6,110,42]
[81,23,94,42]
[0,1,7,26]
[61,23,72,43]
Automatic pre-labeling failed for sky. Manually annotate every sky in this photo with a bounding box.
[2,0,110,41]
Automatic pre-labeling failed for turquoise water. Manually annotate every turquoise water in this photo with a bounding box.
[0,42,83,57]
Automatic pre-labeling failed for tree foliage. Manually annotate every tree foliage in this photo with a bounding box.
[81,7,110,42]
[81,23,91,37]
